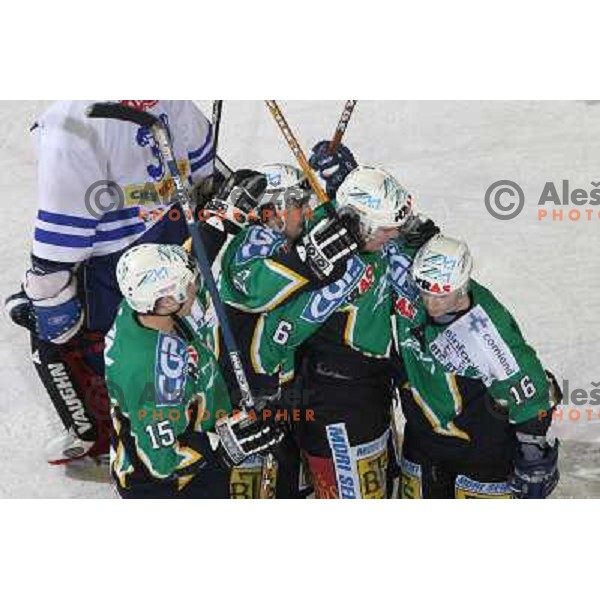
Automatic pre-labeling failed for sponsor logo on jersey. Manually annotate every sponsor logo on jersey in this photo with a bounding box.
[301,256,366,323]
[235,227,286,265]
[155,334,187,406]
[358,264,375,294]
[428,305,519,385]
[124,160,190,208]
[48,363,93,436]
[185,346,200,382]
[395,296,417,320]
[326,423,360,499]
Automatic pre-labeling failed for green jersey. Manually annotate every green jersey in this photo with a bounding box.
[105,298,231,492]
[251,246,395,380]
[389,242,551,436]
[219,225,311,313]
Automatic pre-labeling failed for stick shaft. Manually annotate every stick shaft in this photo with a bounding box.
[329,100,357,153]
[265,101,330,206]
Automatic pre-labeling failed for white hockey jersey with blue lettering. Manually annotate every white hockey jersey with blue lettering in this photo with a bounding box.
[32,100,214,264]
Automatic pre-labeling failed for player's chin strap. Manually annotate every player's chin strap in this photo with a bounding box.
[86,102,279,498]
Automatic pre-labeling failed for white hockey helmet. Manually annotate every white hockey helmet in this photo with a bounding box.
[335,166,414,241]
[411,234,473,296]
[259,163,313,210]
[116,243,199,313]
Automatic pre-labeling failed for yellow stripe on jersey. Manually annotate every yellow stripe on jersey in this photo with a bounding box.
[227,259,308,314]
[446,373,464,415]
[250,314,267,374]
[411,387,471,441]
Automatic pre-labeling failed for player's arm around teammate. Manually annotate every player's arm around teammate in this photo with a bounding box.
[390,234,561,499]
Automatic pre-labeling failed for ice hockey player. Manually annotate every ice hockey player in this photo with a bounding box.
[4,101,226,468]
[252,164,438,499]
[107,243,282,498]
[199,163,361,497]
[390,234,561,499]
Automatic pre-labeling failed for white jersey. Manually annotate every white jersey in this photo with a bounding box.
[32,100,214,264]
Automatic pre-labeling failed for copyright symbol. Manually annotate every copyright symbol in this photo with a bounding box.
[84,180,125,219]
[484,180,525,220]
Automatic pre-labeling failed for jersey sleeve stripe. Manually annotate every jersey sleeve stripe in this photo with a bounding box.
[99,206,142,223]
[187,124,212,160]
[190,147,215,174]
[37,209,97,229]
[34,228,94,248]
[94,222,146,243]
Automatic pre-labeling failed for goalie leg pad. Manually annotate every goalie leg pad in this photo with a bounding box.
[31,330,110,462]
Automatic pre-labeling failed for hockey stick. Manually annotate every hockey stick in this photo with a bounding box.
[208,99,277,498]
[265,101,332,209]
[329,100,357,153]
[209,101,223,195]
[86,102,277,497]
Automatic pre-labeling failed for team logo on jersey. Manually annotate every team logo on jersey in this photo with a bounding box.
[235,227,286,265]
[300,256,366,323]
[232,269,252,295]
[120,100,159,111]
[155,334,187,406]
[386,244,420,302]
[137,113,169,181]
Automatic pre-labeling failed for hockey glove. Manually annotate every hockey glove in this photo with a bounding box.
[309,140,358,199]
[509,432,560,499]
[298,213,360,279]
[200,169,267,235]
[215,406,285,468]
[22,268,84,344]
[402,216,440,250]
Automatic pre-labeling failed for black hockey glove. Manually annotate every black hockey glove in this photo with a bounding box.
[509,432,560,499]
[200,169,267,235]
[298,213,361,279]
[403,217,440,250]
[309,140,358,199]
[215,404,286,468]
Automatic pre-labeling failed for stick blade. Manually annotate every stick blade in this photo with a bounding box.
[86,102,159,128]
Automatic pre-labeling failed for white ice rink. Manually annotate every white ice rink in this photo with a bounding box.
[0,101,598,498]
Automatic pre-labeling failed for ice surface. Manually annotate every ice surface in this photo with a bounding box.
[1,101,598,498]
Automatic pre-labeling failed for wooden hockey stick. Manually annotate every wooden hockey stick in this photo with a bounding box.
[329,100,357,153]
[265,101,331,207]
